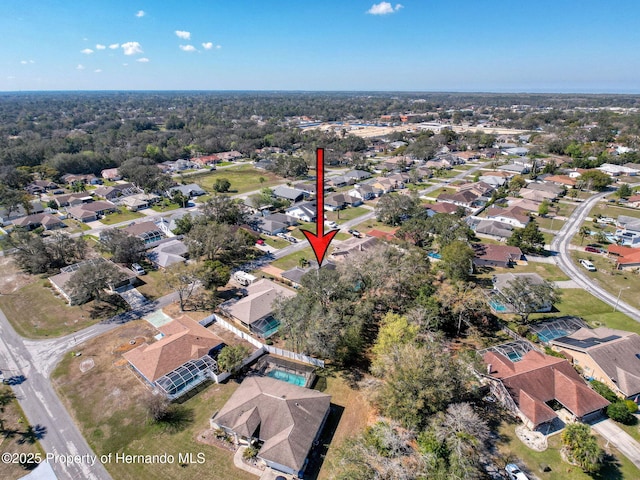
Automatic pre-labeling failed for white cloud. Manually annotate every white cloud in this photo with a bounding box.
[179,44,197,52]
[96,44,106,50]
[136,10,145,17]
[202,42,213,50]
[76,64,85,70]
[109,43,120,49]
[20,60,28,65]
[175,30,191,40]
[123,63,129,67]
[81,48,94,54]
[94,69,102,73]
[121,42,143,55]
[367,2,403,15]
[137,57,150,63]
[216,45,222,49]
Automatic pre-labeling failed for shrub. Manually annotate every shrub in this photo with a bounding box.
[243,446,259,460]
[607,402,635,425]
[625,399,638,414]
[590,380,619,403]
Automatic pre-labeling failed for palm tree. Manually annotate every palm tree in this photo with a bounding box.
[578,226,591,245]
[70,181,86,193]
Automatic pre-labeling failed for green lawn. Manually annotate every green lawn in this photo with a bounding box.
[496,419,640,480]
[262,236,289,249]
[62,218,91,232]
[590,203,640,220]
[569,251,640,311]
[133,268,174,301]
[270,247,317,271]
[536,216,566,231]
[423,187,456,199]
[99,208,145,225]
[0,280,103,338]
[151,201,181,212]
[189,165,285,195]
[554,201,578,218]
[351,218,398,234]
[529,289,640,336]
[325,206,371,223]
[431,169,460,179]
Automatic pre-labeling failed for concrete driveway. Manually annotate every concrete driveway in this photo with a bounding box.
[591,418,640,470]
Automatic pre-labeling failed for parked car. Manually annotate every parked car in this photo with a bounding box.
[580,259,597,272]
[285,236,297,243]
[131,263,146,275]
[584,246,600,253]
[276,232,287,239]
[325,221,338,229]
[350,230,362,238]
[505,463,529,480]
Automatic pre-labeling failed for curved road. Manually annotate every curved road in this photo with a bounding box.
[550,190,640,323]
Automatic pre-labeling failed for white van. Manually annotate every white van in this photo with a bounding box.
[580,259,596,272]
[233,271,257,286]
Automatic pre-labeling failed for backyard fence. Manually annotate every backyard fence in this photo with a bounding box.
[203,313,325,368]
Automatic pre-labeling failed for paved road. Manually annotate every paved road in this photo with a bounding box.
[0,309,112,480]
[550,191,640,323]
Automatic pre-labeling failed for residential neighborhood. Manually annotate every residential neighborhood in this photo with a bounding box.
[3,91,640,480]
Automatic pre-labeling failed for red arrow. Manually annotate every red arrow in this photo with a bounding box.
[301,148,338,267]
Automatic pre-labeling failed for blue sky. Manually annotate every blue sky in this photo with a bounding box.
[2,1,640,93]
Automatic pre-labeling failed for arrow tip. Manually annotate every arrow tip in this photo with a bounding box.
[301,229,339,267]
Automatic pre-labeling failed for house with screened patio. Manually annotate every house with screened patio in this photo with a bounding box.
[123,316,226,399]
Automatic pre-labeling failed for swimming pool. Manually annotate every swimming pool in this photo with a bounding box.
[266,368,307,387]
[536,328,568,343]
[489,299,508,312]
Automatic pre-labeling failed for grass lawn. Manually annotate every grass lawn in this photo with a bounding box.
[100,208,145,225]
[262,236,290,249]
[475,262,569,283]
[423,187,456,199]
[569,251,640,311]
[536,216,566,231]
[190,165,285,195]
[542,232,556,245]
[432,169,459,179]
[351,218,398,234]
[133,268,174,301]
[590,203,640,220]
[496,418,639,480]
[325,206,371,224]
[62,218,91,232]
[0,280,104,338]
[270,248,317,271]
[529,289,640,336]
[51,321,256,480]
[555,201,578,218]
[0,386,45,480]
[151,202,181,212]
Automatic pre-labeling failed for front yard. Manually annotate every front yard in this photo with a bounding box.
[190,165,285,195]
[99,208,145,226]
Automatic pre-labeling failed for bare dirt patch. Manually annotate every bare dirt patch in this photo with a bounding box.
[0,256,33,294]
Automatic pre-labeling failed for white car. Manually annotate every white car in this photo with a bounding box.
[325,221,338,229]
[505,463,529,480]
[131,263,146,275]
[580,259,596,272]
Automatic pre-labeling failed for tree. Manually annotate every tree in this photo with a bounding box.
[440,240,474,281]
[171,190,189,208]
[615,183,633,199]
[217,345,250,374]
[375,192,419,226]
[201,195,247,225]
[577,170,612,192]
[198,260,230,290]
[145,394,171,422]
[499,276,560,323]
[267,154,308,178]
[185,222,253,261]
[99,228,145,265]
[64,260,127,304]
[590,380,618,402]
[213,178,231,193]
[561,423,603,473]
[538,199,550,217]
[372,341,470,429]
[507,220,545,253]
[578,225,591,245]
[70,180,86,193]
[509,175,526,192]
[371,313,418,371]
[8,230,85,274]
[163,262,200,311]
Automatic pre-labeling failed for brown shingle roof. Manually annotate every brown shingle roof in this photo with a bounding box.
[212,376,330,474]
[123,316,224,382]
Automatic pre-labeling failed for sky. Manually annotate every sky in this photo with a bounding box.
[2,0,640,93]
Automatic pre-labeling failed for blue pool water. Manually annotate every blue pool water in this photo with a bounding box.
[536,328,568,343]
[267,369,306,387]
[427,252,442,259]
[489,300,507,312]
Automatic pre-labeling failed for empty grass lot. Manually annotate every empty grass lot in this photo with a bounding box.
[590,203,640,220]
[325,206,371,223]
[270,247,317,271]
[189,165,285,195]
[0,280,102,338]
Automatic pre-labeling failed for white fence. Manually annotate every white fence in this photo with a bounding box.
[202,313,325,368]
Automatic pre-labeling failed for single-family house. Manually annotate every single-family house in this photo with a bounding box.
[100,168,121,180]
[473,244,522,268]
[12,213,64,231]
[493,273,552,311]
[285,202,316,223]
[272,186,307,203]
[437,190,482,209]
[66,200,117,222]
[615,215,640,246]
[551,327,640,400]
[348,184,380,201]
[324,193,361,211]
[481,349,609,430]
[53,193,93,208]
[330,236,379,261]
[147,239,189,269]
[122,221,166,246]
[498,163,530,175]
[119,193,161,211]
[468,218,514,241]
[344,170,372,182]
[217,150,243,161]
[543,175,576,188]
[425,202,460,216]
[518,188,557,203]
[123,315,225,399]
[169,183,206,198]
[485,206,530,228]
[506,197,542,213]
[49,258,136,305]
[607,244,640,269]
[327,175,350,188]
[0,201,45,225]
[219,279,296,338]
[597,163,638,177]
[281,261,336,287]
[210,376,331,477]
[192,154,220,167]
[627,194,640,208]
